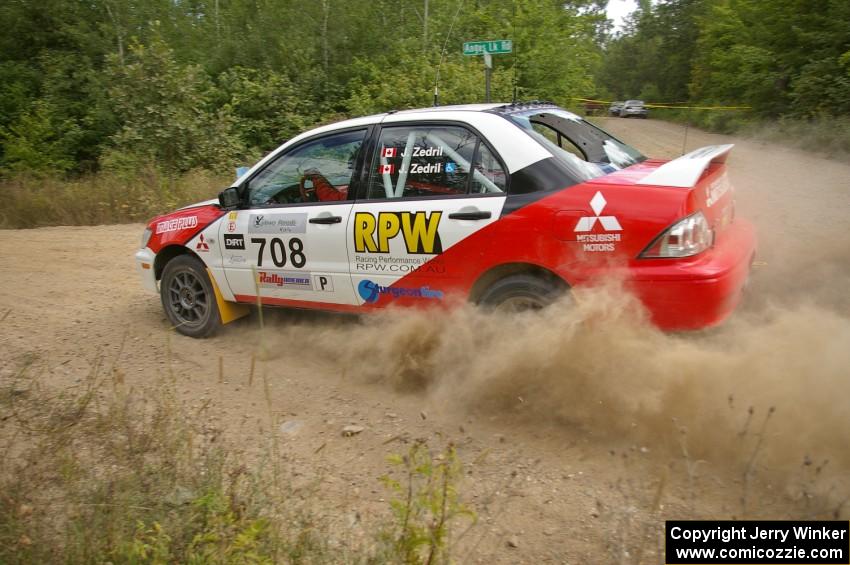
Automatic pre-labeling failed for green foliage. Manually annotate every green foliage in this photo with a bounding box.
[602,0,850,122]
[0,0,608,180]
[103,36,245,174]
[214,67,315,154]
[1,99,82,175]
[378,441,475,564]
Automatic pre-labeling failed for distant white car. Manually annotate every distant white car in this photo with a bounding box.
[620,100,648,118]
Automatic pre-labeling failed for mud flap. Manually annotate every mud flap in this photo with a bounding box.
[207,269,250,325]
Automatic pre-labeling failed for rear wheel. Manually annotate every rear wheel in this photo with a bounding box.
[160,255,221,337]
[478,274,566,313]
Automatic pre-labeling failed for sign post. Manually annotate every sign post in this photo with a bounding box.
[463,40,512,103]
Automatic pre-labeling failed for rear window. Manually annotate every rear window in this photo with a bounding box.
[507,108,645,172]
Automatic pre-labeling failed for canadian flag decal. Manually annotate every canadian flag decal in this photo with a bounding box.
[377,163,395,174]
[381,147,397,158]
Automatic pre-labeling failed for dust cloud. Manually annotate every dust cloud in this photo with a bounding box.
[260,269,849,479]
[256,224,850,492]
[252,129,850,493]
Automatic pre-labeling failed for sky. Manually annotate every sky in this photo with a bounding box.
[606,0,638,31]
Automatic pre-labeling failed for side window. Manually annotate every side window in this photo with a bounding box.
[366,125,484,199]
[471,143,507,194]
[247,129,366,206]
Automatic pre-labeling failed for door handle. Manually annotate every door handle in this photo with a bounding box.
[448,211,491,220]
[309,216,342,224]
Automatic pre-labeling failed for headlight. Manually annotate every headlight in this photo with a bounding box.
[640,211,713,258]
[141,227,152,249]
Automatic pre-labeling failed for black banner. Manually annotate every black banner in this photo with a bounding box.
[666,521,849,564]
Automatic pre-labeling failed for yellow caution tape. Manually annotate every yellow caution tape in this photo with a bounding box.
[573,97,751,110]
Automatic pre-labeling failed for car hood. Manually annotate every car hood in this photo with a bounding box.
[178,198,219,210]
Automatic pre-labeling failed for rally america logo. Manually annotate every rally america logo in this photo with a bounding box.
[574,191,622,232]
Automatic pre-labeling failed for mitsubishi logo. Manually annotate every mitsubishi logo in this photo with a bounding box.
[574,191,622,232]
[195,233,210,251]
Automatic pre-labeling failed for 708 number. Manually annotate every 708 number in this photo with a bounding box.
[251,237,306,268]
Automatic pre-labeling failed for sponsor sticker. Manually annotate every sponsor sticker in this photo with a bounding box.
[313,274,334,292]
[195,233,210,252]
[249,213,307,234]
[353,254,446,275]
[357,279,444,304]
[227,221,237,233]
[404,145,444,158]
[354,211,442,254]
[156,216,198,234]
[574,191,622,252]
[257,271,313,290]
[223,233,245,250]
[407,162,443,174]
[706,175,732,207]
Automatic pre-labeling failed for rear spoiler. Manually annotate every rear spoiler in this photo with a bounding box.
[636,144,734,188]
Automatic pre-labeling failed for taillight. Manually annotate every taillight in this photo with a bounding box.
[639,212,713,258]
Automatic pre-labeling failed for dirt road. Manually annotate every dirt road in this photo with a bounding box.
[2,119,849,562]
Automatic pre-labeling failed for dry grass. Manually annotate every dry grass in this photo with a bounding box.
[0,347,475,564]
[0,167,230,229]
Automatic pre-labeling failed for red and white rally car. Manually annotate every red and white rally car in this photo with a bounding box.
[135,102,755,337]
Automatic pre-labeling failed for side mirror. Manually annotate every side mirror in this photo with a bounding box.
[218,187,240,209]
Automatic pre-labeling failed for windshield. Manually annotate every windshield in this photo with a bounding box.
[508,108,645,172]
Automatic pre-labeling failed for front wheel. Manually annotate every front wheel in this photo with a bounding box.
[160,255,221,338]
[478,274,566,313]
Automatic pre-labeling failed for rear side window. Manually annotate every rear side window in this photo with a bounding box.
[365,124,506,199]
[471,143,507,193]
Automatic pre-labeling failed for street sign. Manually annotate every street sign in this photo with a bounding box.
[463,40,512,56]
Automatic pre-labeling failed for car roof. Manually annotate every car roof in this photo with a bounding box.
[233,102,560,185]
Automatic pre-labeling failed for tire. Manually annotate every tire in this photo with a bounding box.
[160,254,221,338]
[478,274,566,313]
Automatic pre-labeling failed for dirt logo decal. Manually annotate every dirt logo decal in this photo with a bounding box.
[354,211,443,254]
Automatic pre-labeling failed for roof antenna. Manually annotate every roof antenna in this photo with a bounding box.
[433,0,465,107]
[512,4,518,103]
